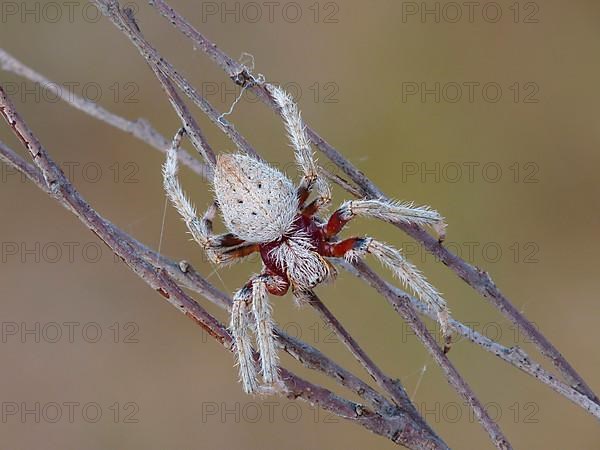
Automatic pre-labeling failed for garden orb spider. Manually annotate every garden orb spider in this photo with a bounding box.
[162,84,450,394]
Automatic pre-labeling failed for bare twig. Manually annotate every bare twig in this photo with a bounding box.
[149,60,217,167]
[95,0,262,160]
[0,85,449,450]
[0,139,44,186]
[350,263,511,450]
[148,0,598,405]
[305,290,429,430]
[0,48,211,179]
[340,260,600,421]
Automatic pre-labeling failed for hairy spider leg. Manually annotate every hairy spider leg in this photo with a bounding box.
[322,199,446,240]
[162,130,260,266]
[269,85,331,209]
[320,205,452,353]
[231,272,289,393]
[231,287,259,394]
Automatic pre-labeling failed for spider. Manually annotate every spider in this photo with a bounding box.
[162,85,451,394]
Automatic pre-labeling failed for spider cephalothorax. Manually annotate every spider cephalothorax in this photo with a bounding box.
[163,85,451,393]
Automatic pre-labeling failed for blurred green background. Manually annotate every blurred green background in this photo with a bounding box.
[0,0,599,449]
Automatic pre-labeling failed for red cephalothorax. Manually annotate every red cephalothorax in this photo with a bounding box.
[258,215,324,283]
[163,84,449,394]
[258,212,369,298]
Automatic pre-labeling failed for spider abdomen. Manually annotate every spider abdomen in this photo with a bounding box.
[213,153,298,243]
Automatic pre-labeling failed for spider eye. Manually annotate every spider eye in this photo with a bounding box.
[257,182,262,188]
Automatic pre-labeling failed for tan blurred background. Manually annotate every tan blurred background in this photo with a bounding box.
[1,0,599,449]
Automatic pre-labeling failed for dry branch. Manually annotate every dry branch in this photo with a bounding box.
[0,48,210,179]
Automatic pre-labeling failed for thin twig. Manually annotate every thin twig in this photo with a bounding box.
[0,48,211,179]
[148,59,217,167]
[95,0,261,160]
[0,139,45,186]
[340,260,600,421]
[305,290,432,432]
[148,0,598,404]
[350,262,511,450]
